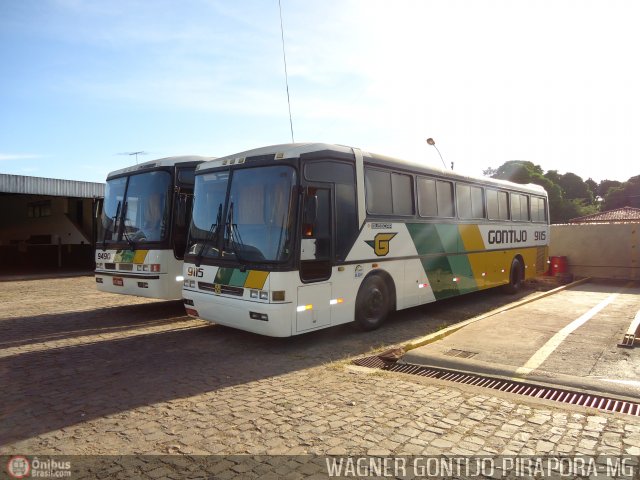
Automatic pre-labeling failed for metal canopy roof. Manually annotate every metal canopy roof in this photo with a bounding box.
[0,173,104,198]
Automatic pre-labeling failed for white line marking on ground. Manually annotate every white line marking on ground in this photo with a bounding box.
[515,293,619,376]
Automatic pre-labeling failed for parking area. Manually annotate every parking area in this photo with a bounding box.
[2,275,640,463]
[404,280,640,399]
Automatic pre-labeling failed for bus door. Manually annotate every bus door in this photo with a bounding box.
[297,185,332,332]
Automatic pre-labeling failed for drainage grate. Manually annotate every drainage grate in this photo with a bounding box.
[352,355,640,417]
[444,349,478,359]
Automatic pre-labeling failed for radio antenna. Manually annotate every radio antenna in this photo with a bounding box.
[117,151,148,165]
[278,0,295,143]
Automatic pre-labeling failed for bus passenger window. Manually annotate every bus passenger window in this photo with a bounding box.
[531,196,547,222]
[470,186,484,219]
[510,193,521,221]
[487,189,498,219]
[520,195,530,221]
[391,173,413,215]
[417,177,437,217]
[497,191,509,220]
[510,193,529,221]
[456,184,472,219]
[365,169,392,215]
[436,181,454,217]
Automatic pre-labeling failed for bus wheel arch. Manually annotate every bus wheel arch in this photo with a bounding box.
[503,255,525,294]
[354,271,396,331]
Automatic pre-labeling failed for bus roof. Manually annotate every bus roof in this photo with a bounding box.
[197,143,547,196]
[107,155,215,179]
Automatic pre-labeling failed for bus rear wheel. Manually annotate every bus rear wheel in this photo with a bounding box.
[355,275,390,331]
[503,258,524,294]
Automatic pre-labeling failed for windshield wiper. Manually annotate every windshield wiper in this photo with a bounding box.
[121,201,136,250]
[195,203,222,267]
[224,202,246,263]
[102,200,121,251]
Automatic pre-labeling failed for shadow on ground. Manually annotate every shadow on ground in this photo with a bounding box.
[1,285,535,446]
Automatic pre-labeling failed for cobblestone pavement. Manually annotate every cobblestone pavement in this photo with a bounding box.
[2,276,640,464]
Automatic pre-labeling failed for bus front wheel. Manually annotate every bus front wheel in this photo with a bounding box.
[355,275,390,331]
[503,258,524,294]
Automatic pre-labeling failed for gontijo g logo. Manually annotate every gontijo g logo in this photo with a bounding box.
[365,233,397,257]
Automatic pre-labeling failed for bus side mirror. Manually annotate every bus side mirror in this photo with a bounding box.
[304,193,318,225]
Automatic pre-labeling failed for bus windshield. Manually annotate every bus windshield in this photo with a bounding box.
[188,165,297,263]
[99,170,172,245]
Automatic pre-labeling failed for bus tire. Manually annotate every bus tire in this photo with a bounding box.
[355,275,390,331]
[503,257,524,294]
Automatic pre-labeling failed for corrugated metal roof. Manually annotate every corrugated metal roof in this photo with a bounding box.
[569,206,640,223]
[0,174,104,198]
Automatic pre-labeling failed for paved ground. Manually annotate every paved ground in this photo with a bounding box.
[405,280,640,399]
[2,276,640,472]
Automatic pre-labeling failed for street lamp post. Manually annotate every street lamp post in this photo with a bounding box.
[426,138,452,170]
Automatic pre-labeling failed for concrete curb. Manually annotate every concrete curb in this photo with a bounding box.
[403,277,592,352]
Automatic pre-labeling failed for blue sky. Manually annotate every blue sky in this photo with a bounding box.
[1,0,639,183]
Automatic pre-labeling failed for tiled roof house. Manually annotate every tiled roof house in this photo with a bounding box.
[569,206,640,224]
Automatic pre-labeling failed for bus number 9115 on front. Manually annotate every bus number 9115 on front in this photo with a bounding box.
[187,267,204,278]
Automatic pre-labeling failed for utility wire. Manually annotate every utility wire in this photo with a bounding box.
[278,0,294,143]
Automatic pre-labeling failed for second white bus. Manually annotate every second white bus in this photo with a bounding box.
[95,156,213,299]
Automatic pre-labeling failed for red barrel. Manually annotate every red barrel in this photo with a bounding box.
[550,256,568,275]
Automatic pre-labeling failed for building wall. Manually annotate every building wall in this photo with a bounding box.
[0,194,97,271]
[550,224,640,280]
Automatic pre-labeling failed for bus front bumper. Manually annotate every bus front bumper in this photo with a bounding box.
[182,289,295,337]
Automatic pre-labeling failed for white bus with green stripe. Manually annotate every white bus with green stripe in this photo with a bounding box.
[183,143,549,336]
[95,156,213,299]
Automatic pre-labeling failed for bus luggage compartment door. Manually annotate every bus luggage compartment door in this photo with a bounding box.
[296,284,331,333]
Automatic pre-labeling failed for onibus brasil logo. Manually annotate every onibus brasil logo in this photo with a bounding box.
[7,456,71,478]
[7,456,30,479]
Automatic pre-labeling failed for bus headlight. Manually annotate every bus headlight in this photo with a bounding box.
[259,291,269,300]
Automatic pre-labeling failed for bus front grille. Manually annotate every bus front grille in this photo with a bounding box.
[198,282,244,297]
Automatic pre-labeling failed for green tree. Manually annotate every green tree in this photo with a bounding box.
[544,170,562,185]
[598,179,622,198]
[492,161,543,183]
[490,161,598,223]
[558,172,594,203]
[602,175,640,210]
[482,166,498,177]
[585,178,598,200]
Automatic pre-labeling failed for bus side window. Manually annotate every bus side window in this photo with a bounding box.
[510,193,521,221]
[486,189,498,219]
[417,177,437,217]
[436,181,454,217]
[498,191,509,220]
[456,184,472,219]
